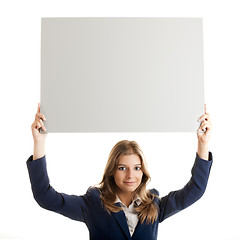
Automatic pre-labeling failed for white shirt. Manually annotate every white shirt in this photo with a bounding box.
[115,195,142,236]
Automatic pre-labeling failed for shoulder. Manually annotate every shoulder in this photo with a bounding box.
[149,188,159,196]
[85,186,102,200]
[149,189,161,209]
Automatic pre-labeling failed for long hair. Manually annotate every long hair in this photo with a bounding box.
[99,140,159,224]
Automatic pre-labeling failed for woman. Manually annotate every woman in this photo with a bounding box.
[27,103,213,240]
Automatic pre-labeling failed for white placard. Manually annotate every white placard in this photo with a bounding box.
[41,17,204,132]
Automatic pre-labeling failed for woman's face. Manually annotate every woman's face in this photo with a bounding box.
[114,154,143,194]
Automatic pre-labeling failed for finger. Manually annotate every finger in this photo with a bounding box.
[197,125,208,133]
[37,103,40,113]
[197,126,205,133]
[39,119,47,132]
[35,112,46,121]
[199,121,212,132]
[33,121,41,130]
[205,104,207,114]
[32,120,46,133]
[198,113,210,122]
[32,120,38,129]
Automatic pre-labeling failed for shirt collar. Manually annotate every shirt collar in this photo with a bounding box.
[115,194,142,207]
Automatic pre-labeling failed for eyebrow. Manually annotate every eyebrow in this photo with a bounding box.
[117,164,142,166]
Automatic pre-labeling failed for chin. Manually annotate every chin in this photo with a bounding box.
[121,185,139,193]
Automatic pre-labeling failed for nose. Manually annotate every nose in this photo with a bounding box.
[126,169,134,179]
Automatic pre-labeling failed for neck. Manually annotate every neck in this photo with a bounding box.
[117,192,134,207]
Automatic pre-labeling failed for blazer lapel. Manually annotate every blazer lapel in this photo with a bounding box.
[112,203,131,240]
[131,218,146,240]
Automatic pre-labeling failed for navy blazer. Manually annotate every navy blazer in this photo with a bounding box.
[27,152,213,240]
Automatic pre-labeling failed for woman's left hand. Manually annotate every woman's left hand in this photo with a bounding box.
[197,105,212,144]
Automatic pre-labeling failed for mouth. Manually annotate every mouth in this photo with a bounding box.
[123,181,136,186]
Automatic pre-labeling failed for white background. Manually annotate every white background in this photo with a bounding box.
[0,0,239,239]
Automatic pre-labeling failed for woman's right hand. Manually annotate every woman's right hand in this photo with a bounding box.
[31,103,47,143]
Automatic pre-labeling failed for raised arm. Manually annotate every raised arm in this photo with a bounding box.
[28,103,90,222]
[158,152,213,222]
[158,105,213,222]
[26,154,91,222]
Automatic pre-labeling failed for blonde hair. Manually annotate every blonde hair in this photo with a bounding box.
[99,140,159,224]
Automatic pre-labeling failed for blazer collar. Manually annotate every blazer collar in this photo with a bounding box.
[115,194,142,207]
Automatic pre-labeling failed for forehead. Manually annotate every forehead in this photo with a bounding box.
[118,154,141,165]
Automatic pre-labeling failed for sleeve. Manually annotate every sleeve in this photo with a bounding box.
[26,155,90,222]
[158,152,213,223]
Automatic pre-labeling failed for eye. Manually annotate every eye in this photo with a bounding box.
[118,167,126,171]
[135,166,141,171]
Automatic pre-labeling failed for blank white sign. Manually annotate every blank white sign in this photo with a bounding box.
[41,17,204,132]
